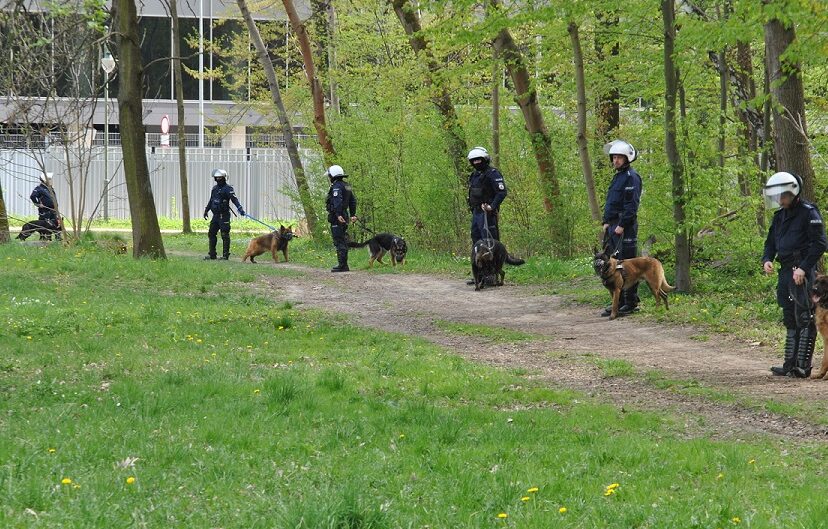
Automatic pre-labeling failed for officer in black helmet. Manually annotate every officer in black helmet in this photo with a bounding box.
[203,168,245,260]
[467,146,507,244]
[763,171,828,377]
[601,139,643,317]
[325,165,357,272]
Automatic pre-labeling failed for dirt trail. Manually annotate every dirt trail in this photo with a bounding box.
[253,263,828,441]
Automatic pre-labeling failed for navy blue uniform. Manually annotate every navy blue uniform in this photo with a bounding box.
[30,183,57,222]
[326,179,356,254]
[602,165,642,306]
[468,165,507,242]
[763,199,828,328]
[204,181,244,259]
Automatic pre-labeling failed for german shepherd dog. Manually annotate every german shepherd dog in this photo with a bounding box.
[242,225,295,263]
[471,238,525,291]
[348,232,408,267]
[593,248,674,320]
[809,275,828,380]
[17,218,62,241]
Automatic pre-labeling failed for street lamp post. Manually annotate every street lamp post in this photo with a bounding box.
[100,49,116,221]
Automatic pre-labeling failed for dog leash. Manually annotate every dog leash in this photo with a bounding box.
[356,216,376,236]
[242,213,277,231]
[481,208,495,250]
[602,230,624,257]
[789,279,815,328]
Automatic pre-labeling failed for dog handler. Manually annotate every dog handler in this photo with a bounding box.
[326,165,357,272]
[763,172,827,377]
[30,172,58,224]
[601,140,642,317]
[203,169,245,260]
[467,146,507,244]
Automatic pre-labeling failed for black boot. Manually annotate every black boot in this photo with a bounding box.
[331,250,349,272]
[770,328,798,376]
[792,325,817,378]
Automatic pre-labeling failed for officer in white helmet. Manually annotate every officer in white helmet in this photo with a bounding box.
[203,168,245,260]
[467,146,507,243]
[325,165,357,272]
[30,172,58,224]
[600,140,643,317]
[762,171,827,377]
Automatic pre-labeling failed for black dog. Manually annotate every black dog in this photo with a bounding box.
[17,219,62,241]
[348,232,408,267]
[471,238,525,290]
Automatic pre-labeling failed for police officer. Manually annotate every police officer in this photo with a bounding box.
[325,165,357,272]
[30,172,58,224]
[601,140,643,317]
[763,172,828,377]
[203,169,245,260]
[467,146,507,243]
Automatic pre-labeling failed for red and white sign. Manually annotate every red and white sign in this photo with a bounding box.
[160,114,170,147]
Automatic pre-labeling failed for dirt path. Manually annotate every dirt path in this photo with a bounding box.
[251,263,828,441]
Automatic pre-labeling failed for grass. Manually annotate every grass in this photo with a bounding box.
[590,358,637,378]
[435,320,536,343]
[2,239,828,527]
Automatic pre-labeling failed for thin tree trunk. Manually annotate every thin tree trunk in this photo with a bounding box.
[491,1,558,213]
[113,0,166,258]
[0,181,9,243]
[763,5,815,200]
[492,48,500,169]
[390,0,467,182]
[237,0,318,234]
[662,0,690,291]
[283,0,335,161]
[169,0,191,234]
[594,9,619,141]
[325,1,339,115]
[568,21,601,223]
[717,47,728,189]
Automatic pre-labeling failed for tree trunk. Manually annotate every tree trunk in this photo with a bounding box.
[169,0,192,234]
[662,0,690,291]
[325,1,340,115]
[717,48,728,189]
[113,0,166,258]
[237,0,318,234]
[283,0,335,162]
[390,0,468,182]
[763,6,815,201]
[0,181,9,243]
[492,48,500,169]
[594,9,619,141]
[568,22,601,223]
[491,4,558,213]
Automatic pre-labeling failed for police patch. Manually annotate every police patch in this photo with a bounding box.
[333,190,339,197]
[811,219,823,224]
[498,183,505,190]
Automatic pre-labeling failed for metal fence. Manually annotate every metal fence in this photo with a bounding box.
[0,132,318,149]
[0,147,316,222]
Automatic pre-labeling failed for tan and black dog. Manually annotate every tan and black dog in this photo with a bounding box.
[809,275,828,380]
[593,248,674,319]
[471,238,525,291]
[242,225,295,263]
[348,232,408,267]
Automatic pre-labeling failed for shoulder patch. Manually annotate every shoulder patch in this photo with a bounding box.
[497,183,505,190]
[332,190,339,197]
[810,219,823,224]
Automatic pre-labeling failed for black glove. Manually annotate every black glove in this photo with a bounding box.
[203,212,209,220]
[238,209,246,217]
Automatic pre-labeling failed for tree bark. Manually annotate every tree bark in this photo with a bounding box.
[0,181,9,244]
[325,1,340,115]
[390,0,468,182]
[283,0,335,162]
[568,22,601,223]
[763,5,815,201]
[662,0,690,291]
[594,9,619,141]
[113,0,166,258]
[492,48,500,169]
[491,0,558,213]
[237,0,318,234]
[169,0,192,234]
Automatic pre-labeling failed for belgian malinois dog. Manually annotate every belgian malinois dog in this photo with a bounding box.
[242,225,295,263]
[348,232,408,267]
[472,238,525,291]
[593,248,674,320]
[809,275,828,380]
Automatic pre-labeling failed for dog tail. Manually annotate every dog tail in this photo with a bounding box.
[347,240,370,248]
[505,254,525,266]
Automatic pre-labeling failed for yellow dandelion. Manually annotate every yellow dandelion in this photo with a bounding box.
[604,489,615,496]
[559,507,567,514]
[126,476,136,485]
[497,513,508,519]
[527,487,539,493]
[607,483,620,490]
[732,517,741,524]
[73,484,80,489]
[253,389,261,394]
[278,326,284,330]
[399,434,405,439]
[48,448,56,454]
[748,459,755,465]
[521,496,530,502]
[61,478,72,485]
[26,336,32,340]
[717,473,725,480]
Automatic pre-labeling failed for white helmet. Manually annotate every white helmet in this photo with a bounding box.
[603,140,637,163]
[40,172,54,185]
[212,168,228,179]
[764,171,800,208]
[326,165,346,179]
[467,147,490,162]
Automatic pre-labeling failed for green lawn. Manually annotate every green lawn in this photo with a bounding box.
[0,238,818,528]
